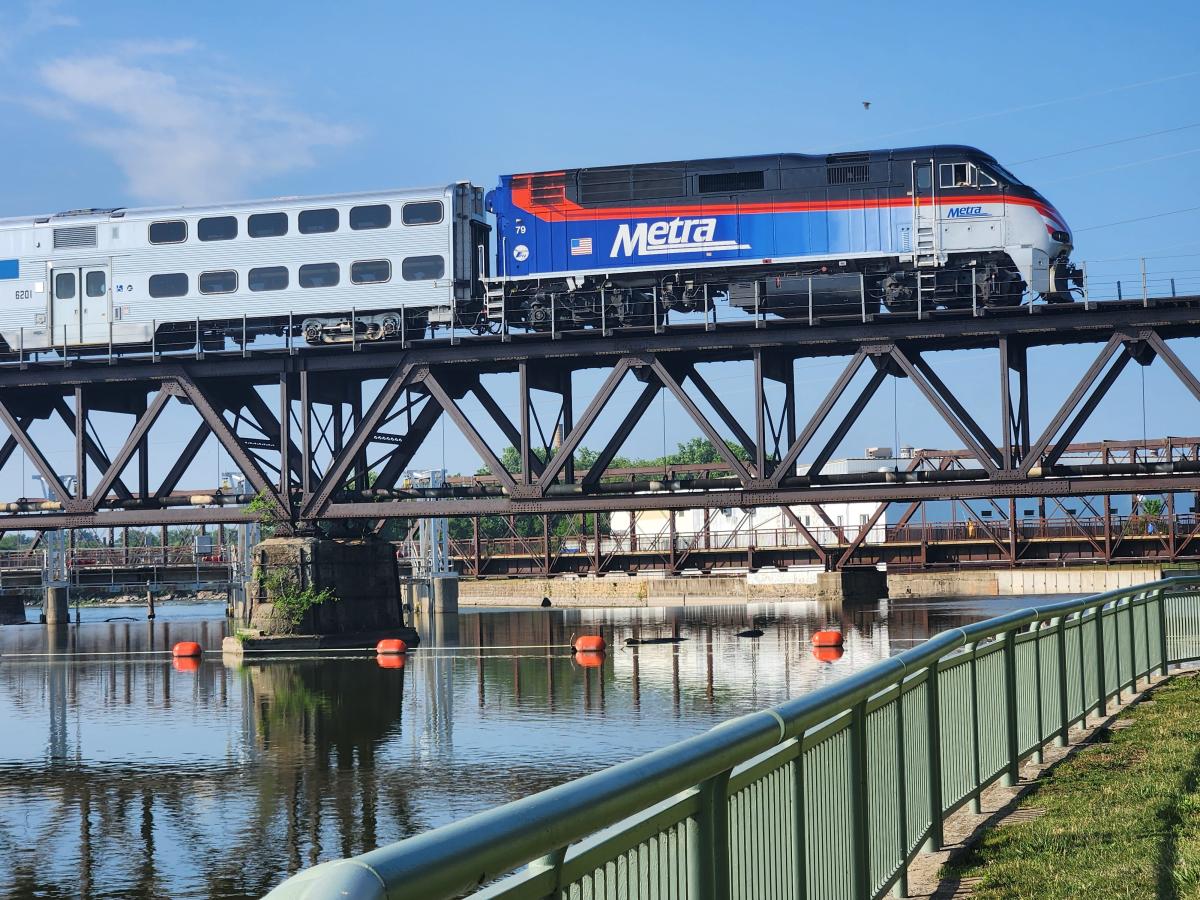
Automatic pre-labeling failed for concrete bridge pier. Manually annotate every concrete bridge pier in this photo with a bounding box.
[43,585,69,625]
[429,576,459,615]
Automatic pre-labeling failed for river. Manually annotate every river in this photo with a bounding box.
[0,595,1046,899]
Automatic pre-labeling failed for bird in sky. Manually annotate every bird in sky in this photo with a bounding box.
[862,101,871,110]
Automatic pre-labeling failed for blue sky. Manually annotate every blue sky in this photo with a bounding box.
[0,0,1198,500]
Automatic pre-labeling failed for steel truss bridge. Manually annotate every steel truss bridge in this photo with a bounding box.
[0,297,1198,542]
[446,439,1200,575]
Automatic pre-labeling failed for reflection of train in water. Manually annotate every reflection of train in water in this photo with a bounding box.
[0,145,1079,350]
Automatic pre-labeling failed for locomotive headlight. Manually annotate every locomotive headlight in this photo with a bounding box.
[1050,229,1070,244]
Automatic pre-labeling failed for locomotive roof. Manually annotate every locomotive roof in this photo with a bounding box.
[0,183,462,231]
[517,146,1000,175]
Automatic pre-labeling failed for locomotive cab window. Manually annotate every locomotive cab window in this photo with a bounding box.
[299,262,339,288]
[401,255,444,281]
[198,216,238,241]
[149,220,187,244]
[248,266,288,292]
[351,259,391,284]
[199,270,237,294]
[248,212,288,238]
[299,208,339,234]
[940,163,973,188]
[976,167,998,187]
[350,204,391,230]
[402,201,443,225]
[149,273,188,298]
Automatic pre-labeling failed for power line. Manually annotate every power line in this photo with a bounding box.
[1038,147,1200,184]
[1013,122,1200,164]
[1076,205,1200,232]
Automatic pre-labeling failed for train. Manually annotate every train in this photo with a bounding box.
[0,145,1080,350]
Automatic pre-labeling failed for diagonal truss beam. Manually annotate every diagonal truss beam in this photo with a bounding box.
[0,396,72,503]
[369,398,445,492]
[424,371,518,495]
[53,398,134,500]
[685,365,758,466]
[1040,347,1132,470]
[302,361,418,517]
[470,380,546,478]
[0,416,32,473]
[87,387,171,507]
[582,376,662,488]
[770,350,869,487]
[169,369,291,525]
[806,364,890,479]
[1143,331,1200,403]
[1020,334,1125,476]
[889,347,1002,474]
[779,505,828,565]
[537,360,631,489]
[156,422,212,499]
[650,359,754,484]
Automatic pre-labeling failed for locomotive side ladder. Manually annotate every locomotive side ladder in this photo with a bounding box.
[911,158,940,309]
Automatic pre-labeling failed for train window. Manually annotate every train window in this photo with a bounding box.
[85,271,106,297]
[401,201,444,225]
[248,266,289,292]
[299,208,339,234]
[248,212,288,238]
[149,273,188,298]
[916,166,932,190]
[299,262,340,288]
[351,259,391,284]
[54,271,76,299]
[698,171,765,193]
[977,168,997,187]
[148,220,187,244]
[198,216,238,241]
[401,255,444,281]
[940,163,971,188]
[199,270,237,294]
[350,204,391,230]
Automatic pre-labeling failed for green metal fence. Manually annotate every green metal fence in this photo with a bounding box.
[266,577,1200,900]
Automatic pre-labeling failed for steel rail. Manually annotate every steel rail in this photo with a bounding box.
[265,575,1200,900]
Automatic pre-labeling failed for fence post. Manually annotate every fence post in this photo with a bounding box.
[1158,587,1171,676]
[1095,602,1108,717]
[1031,623,1044,764]
[893,684,909,898]
[688,772,730,900]
[850,699,871,898]
[1055,616,1070,747]
[1002,629,1020,786]
[968,645,983,812]
[1126,595,1138,695]
[923,663,944,852]
[791,738,808,900]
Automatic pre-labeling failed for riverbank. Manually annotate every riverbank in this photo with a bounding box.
[457,565,1173,607]
[930,672,1200,898]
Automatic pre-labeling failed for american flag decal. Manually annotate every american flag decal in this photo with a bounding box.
[570,237,592,255]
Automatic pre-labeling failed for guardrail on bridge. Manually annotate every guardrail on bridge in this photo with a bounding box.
[265,576,1200,899]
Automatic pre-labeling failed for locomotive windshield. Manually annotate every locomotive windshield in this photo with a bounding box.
[986,162,1023,186]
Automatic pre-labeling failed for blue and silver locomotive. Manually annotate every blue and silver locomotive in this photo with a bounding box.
[487,145,1080,326]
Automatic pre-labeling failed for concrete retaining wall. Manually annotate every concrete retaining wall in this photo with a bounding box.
[461,565,1170,607]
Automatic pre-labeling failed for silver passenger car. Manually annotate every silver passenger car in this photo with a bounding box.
[0,183,489,349]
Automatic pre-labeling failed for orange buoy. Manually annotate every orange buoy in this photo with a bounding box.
[172,641,202,658]
[811,630,844,648]
[574,651,604,668]
[376,638,408,655]
[172,656,201,673]
[376,653,406,670]
[812,645,844,663]
[573,634,606,653]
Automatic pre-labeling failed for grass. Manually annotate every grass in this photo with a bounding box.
[943,674,1200,899]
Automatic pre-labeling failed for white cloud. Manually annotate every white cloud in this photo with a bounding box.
[38,46,356,204]
[0,0,78,58]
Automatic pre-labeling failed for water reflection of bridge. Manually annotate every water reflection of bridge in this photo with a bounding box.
[0,601,991,898]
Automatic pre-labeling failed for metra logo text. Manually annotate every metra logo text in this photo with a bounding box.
[610,218,750,257]
[946,206,989,218]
